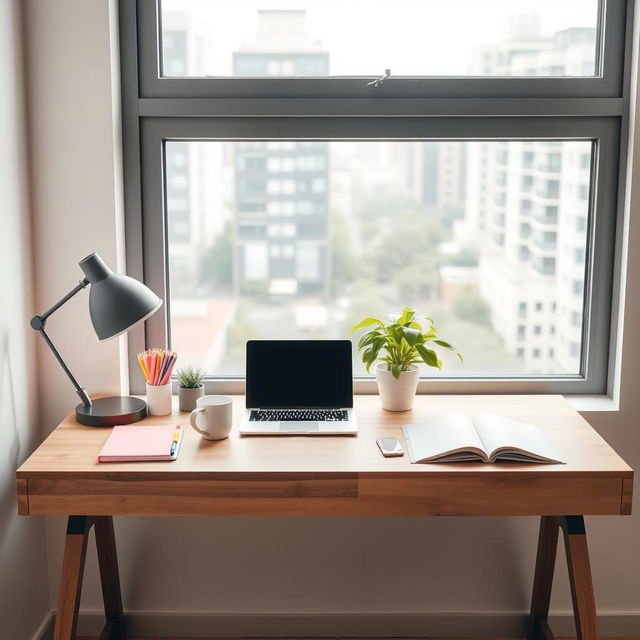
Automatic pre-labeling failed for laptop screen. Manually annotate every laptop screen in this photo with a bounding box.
[246,340,353,408]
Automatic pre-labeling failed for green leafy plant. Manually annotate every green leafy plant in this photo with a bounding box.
[350,307,462,379]
[176,366,205,389]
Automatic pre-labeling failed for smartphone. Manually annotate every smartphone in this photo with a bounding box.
[377,437,404,457]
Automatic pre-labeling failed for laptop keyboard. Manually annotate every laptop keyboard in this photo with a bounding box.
[249,409,349,422]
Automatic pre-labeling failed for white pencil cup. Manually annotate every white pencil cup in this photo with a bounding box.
[146,382,172,416]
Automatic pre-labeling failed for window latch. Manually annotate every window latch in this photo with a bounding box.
[366,69,391,88]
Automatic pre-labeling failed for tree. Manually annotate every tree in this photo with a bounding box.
[394,255,440,303]
[376,210,445,283]
[452,286,492,327]
[198,220,233,293]
[330,210,359,296]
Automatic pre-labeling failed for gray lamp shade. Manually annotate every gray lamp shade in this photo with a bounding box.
[79,252,162,341]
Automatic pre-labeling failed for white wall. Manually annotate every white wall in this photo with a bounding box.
[22,0,640,636]
[0,1,51,639]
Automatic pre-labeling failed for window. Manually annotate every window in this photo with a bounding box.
[158,1,600,79]
[521,175,534,192]
[121,0,627,395]
[573,279,584,295]
[523,151,534,169]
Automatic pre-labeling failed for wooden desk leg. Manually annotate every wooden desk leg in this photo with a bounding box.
[95,516,126,640]
[528,516,600,640]
[53,516,93,640]
[53,516,126,640]
[559,516,599,640]
[529,516,560,640]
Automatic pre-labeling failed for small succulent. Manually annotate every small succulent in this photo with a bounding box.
[176,365,205,389]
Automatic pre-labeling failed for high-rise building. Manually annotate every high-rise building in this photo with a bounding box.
[163,12,230,296]
[233,11,329,297]
[417,143,467,210]
[463,25,595,374]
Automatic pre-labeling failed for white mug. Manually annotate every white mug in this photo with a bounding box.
[190,395,233,440]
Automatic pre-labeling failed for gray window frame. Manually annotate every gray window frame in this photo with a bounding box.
[120,0,633,396]
[137,0,627,100]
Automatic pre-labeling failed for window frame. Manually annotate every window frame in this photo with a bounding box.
[137,0,627,100]
[119,0,633,397]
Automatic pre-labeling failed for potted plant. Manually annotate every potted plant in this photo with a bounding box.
[176,366,205,412]
[351,306,462,411]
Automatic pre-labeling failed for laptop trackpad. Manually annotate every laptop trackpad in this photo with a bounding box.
[280,422,319,432]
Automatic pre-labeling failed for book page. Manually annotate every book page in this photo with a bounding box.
[402,414,487,463]
[472,413,565,464]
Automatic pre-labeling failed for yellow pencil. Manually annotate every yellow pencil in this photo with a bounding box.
[137,355,148,381]
[154,351,162,384]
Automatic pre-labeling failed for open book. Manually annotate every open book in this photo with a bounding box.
[402,413,565,464]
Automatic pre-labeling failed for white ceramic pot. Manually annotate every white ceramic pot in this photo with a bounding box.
[375,363,420,411]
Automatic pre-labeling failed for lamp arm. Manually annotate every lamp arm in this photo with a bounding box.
[39,278,89,322]
[30,278,92,407]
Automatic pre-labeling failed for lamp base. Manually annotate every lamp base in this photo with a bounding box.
[75,396,147,427]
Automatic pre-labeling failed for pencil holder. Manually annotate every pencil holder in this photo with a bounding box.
[146,382,172,416]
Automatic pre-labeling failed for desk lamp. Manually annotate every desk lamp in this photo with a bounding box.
[30,252,162,427]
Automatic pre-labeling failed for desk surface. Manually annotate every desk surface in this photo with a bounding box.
[16,395,633,517]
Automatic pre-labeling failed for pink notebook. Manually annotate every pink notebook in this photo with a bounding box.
[98,424,183,462]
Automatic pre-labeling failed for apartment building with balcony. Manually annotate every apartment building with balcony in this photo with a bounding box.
[465,23,594,374]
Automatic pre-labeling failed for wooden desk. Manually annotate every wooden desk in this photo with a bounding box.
[16,395,633,640]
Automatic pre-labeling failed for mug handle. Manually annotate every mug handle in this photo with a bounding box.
[190,408,209,437]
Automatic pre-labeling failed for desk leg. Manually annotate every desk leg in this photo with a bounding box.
[528,515,599,640]
[529,516,559,640]
[53,516,126,640]
[53,516,92,640]
[95,516,126,640]
[561,516,599,640]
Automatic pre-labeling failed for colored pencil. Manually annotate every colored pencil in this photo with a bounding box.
[138,349,178,386]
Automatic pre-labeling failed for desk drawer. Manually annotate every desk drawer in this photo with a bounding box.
[18,473,630,516]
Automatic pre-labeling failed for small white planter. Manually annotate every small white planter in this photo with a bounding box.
[375,363,420,411]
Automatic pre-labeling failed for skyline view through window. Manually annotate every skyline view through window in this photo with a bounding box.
[166,138,592,378]
[162,5,595,379]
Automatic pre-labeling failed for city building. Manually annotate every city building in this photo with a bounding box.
[163,12,231,296]
[233,11,329,298]
[463,23,594,374]
[416,142,467,210]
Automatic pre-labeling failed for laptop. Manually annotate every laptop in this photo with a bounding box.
[239,340,358,435]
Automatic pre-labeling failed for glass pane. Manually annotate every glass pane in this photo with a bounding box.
[160,0,599,78]
[165,139,592,378]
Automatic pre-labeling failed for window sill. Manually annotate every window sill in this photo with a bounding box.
[565,394,619,412]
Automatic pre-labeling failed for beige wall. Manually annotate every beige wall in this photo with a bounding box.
[0,1,51,639]
[21,0,640,636]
